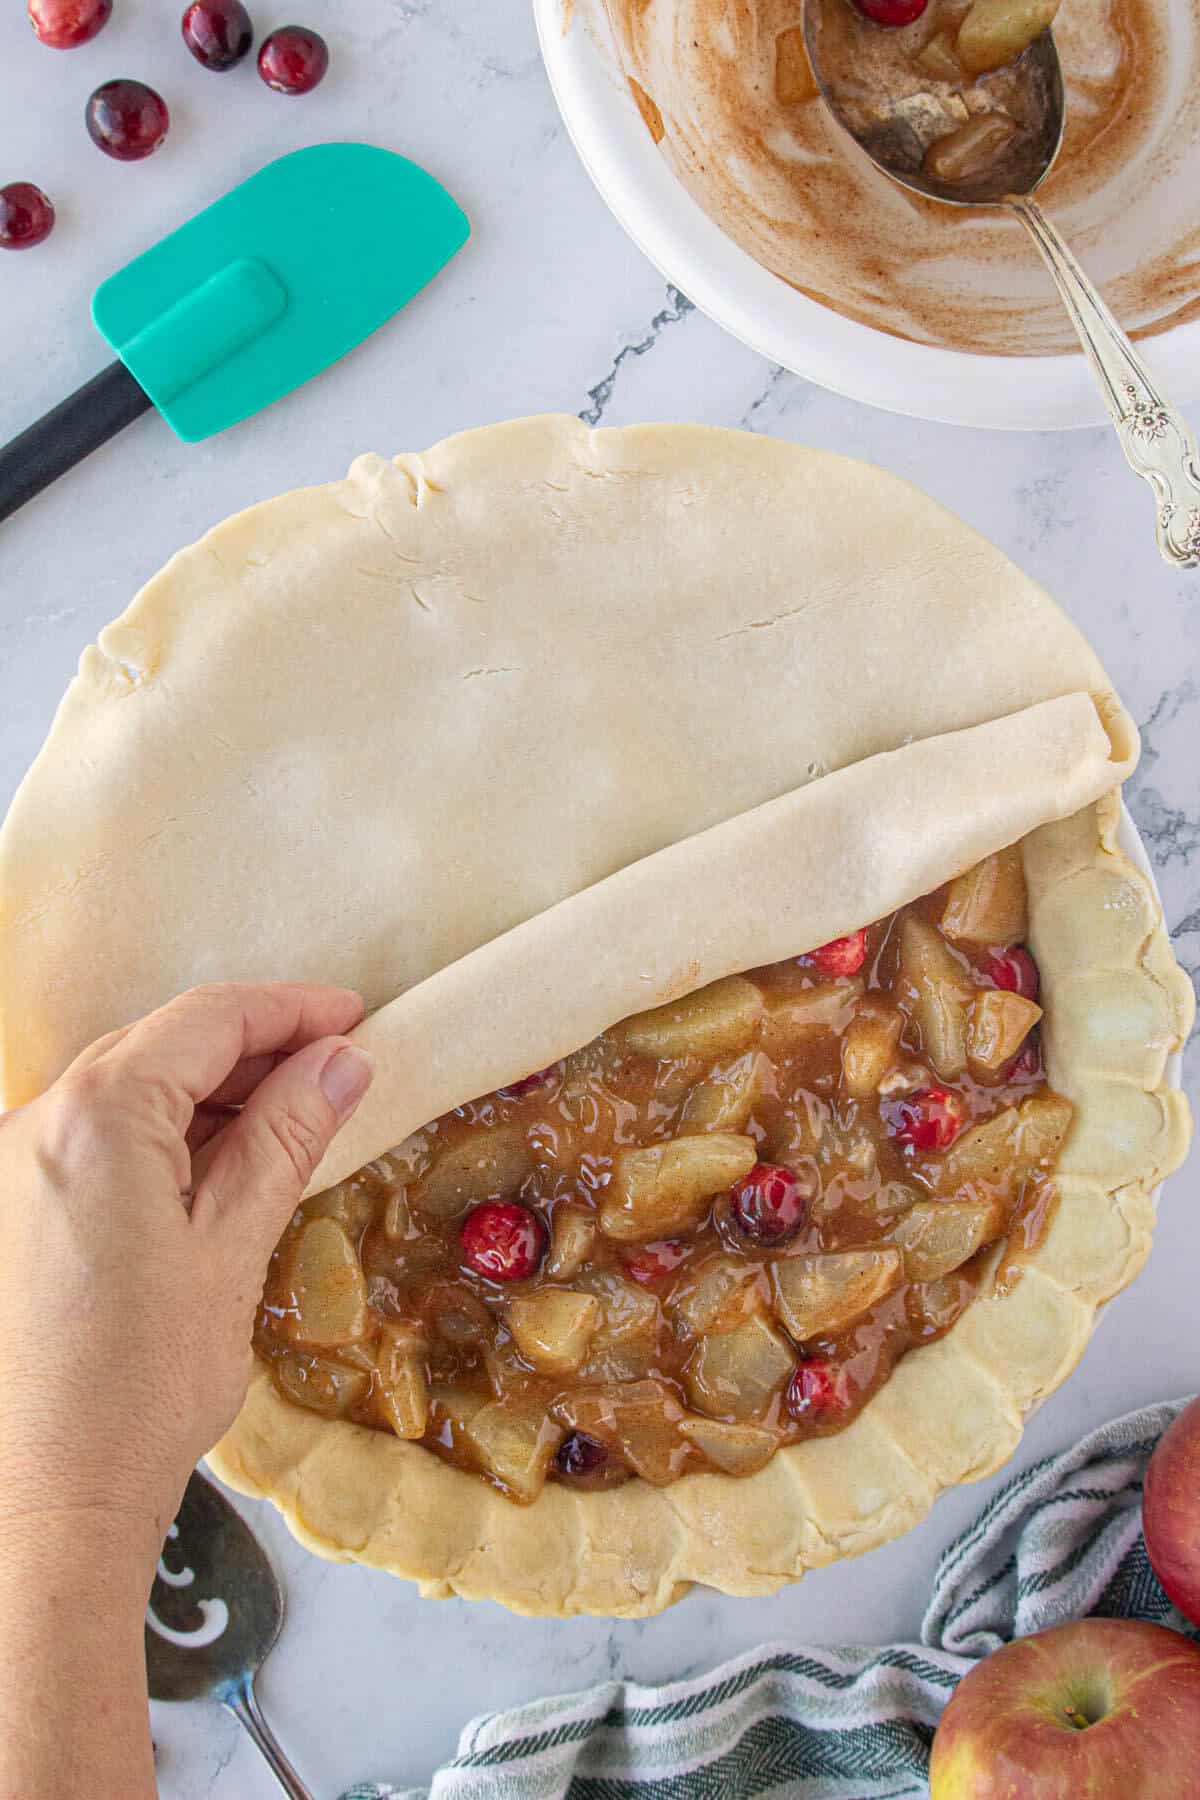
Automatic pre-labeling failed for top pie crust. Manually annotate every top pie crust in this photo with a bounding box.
[0,416,1191,1616]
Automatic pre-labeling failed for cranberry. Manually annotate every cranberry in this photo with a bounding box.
[853,0,929,23]
[461,1201,547,1282]
[787,1358,849,1420]
[0,183,56,250]
[1009,1036,1042,1083]
[802,929,868,978]
[556,1431,610,1478]
[182,0,253,70]
[729,1162,808,1245]
[85,80,170,161]
[28,0,111,48]
[498,1065,558,1100]
[623,1239,689,1284]
[885,1085,968,1151]
[982,945,1040,1002]
[257,24,328,94]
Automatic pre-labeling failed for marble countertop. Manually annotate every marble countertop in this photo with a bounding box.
[2,2,1197,1795]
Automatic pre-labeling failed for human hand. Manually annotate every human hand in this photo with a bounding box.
[0,983,374,1557]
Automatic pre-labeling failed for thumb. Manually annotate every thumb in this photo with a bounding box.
[192,1037,374,1257]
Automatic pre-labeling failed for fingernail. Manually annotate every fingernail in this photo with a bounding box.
[320,1045,374,1120]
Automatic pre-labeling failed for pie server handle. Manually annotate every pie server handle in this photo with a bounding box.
[223,1671,314,1800]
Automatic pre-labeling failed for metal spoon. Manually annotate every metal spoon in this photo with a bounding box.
[802,0,1200,569]
[146,1469,314,1800]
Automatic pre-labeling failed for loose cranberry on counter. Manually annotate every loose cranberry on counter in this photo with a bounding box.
[787,1358,849,1420]
[801,929,868,978]
[28,0,111,48]
[853,0,929,23]
[0,183,56,250]
[556,1431,610,1478]
[461,1200,547,1282]
[86,79,170,160]
[182,0,253,71]
[257,25,328,94]
[982,945,1040,1002]
[885,1084,968,1151]
[623,1239,689,1284]
[729,1162,809,1245]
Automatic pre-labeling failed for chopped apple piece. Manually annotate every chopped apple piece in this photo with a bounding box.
[772,1249,903,1340]
[686,1313,796,1420]
[556,1380,687,1486]
[967,990,1042,1078]
[909,1272,973,1333]
[776,25,818,105]
[898,916,973,1080]
[281,1218,369,1347]
[613,975,764,1060]
[924,114,1020,184]
[274,1354,370,1418]
[411,1122,534,1221]
[941,846,1028,945]
[941,1092,1073,1194]
[464,1397,563,1502]
[670,1254,759,1339]
[573,1268,662,1380]
[916,28,963,80]
[422,1282,493,1348]
[762,979,863,1055]
[600,1132,756,1241]
[679,1414,780,1475]
[891,1198,1006,1281]
[507,1288,602,1376]
[956,0,1059,77]
[302,1175,377,1240]
[842,1002,905,1099]
[381,1187,413,1241]
[429,1381,490,1437]
[374,1323,429,1440]
[682,1049,774,1133]
[543,1203,597,1280]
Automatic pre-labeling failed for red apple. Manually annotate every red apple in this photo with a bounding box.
[929,1619,1200,1798]
[1144,1395,1200,1626]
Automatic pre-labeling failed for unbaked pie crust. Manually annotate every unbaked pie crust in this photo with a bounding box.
[0,416,1190,1616]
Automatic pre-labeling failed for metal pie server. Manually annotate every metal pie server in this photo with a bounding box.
[146,1469,313,1800]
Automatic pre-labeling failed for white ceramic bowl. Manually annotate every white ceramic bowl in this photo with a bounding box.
[534,0,1200,430]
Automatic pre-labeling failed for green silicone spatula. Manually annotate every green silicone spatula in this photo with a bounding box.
[0,142,469,524]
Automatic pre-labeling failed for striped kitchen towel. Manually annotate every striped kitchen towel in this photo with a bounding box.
[343,1398,1197,1800]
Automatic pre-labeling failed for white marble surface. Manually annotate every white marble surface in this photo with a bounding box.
[1,2,1198,1796]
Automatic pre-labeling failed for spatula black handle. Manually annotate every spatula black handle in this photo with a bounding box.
[0,360,153,526]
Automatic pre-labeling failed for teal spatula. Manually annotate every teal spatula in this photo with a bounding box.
[0,142,469,524]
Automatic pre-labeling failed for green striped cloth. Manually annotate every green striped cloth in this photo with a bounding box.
[343,1399,1196,1800]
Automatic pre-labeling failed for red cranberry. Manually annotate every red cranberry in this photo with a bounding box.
[787,1358,849,1420]
[623,1239,689,1284]
[853,0,929,23]
[257,24,328,94]
[802,929,868,978]
[885,1085,968,1151]
[982,945,1040,1002]
[556,1431,610,1477]
[729,1162,808,1245]
[0,183,56,250]
[498,1065,558,1100]
[182,0,253,70]
[28,0,111,48]
[86,80,170,161]
[1009,1036,1042,1083]
[461,1201,547,1282]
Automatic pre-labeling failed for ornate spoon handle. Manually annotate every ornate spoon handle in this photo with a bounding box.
[1010,195,1200,570]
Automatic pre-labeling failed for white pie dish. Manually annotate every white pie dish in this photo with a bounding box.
[533,0,1200,431]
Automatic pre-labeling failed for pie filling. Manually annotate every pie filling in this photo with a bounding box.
[256,846,1072,1504]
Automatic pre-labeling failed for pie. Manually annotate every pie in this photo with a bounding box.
[0,416,1190,1617]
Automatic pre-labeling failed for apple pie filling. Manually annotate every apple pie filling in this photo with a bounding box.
[256,846,1072,1503]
